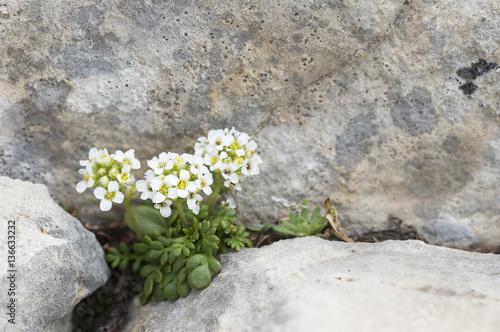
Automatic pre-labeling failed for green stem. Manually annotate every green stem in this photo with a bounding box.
[124,199,144,241]
[208,173,222,209]
[174,200,189,228]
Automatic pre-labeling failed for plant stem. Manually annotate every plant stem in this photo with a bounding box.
[208,173,222,209]
[174,200,189,228]
[124,199,144,241]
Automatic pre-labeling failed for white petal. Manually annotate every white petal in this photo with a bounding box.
[160,206,172,217]
[179,169,190,181]
[76,181,87,193]
[202,186,212,195]
[167,188,178,199]
[177,189,188,198]
[153,192,167,203]
[94,187,107,199]
[165,174,179,186]
[113,192,124,204]
[132,159,141,169]
[136,180,148,192]
[150,177,163,190]
[186,182,198,192]
[108,181,119,192]
[100,199,112,211]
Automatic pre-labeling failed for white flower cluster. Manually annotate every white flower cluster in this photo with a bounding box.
[76,129,261,216]
[194,128,262,190]
[136,152,213,217]
[76,147,140,211]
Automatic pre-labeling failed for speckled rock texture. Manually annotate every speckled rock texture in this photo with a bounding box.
[123,237,500,332]
[0,0,499,247]
[0,177,110,331]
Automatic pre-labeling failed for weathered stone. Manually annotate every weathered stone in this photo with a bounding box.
[0,177,110,331]
[123,237,500,332]
[0,0,499,247]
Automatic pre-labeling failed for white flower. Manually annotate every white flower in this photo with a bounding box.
[136,172,158,200]
[224,180,242,190]
[96,148,114,168]
[221,198,236,209]
[241,158,260,176]
[93,181,124,211]
[79,147,98,167]
[220,163,239,183]
[154,199,173,217]
[195,172,213,195]
[76,166,95,193]
[189,154,209,175]
[208,129,234,150]
[205,149,228,170]
[148,152,174,175]
[187,191,203,214]
[175,169,197,198]
[117,164,136,185]
[111,149,141,169]
[151,175,179,203]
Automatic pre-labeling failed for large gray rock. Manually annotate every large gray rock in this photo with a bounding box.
[0,177,110,331]
[0,0,499,246]
[124,237,500,332]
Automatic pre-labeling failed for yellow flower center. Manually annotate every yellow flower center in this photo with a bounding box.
[158,162,166,168]
[123,158,132,166]
[211,155,219,165]
[159,184,169,196]
[230,141,242,150]
[178,180,187,190]
[200,179,207,187]
[215,139,222,146]
[104,191,116,200]
[83,173,90,181]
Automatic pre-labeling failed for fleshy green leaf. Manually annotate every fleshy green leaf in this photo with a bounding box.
[189,263,212,289]
[124,205,167,236]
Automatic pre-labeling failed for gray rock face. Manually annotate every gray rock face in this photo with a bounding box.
[0,0,499,246]
[123,237,500,332]
[0,177,110,331]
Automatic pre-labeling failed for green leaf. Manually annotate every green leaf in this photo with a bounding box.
[132,259,141,273]
[118,258,129,270]
[187,254,205,269]
[177,281,191,298]
[143,274,154,297]
[119,242,130,255]
[105,254,116,262]
[272,225,298,236]
[108,247,120,255]
[206,256,222,274]
[153,269,163,283]
[148,249,163,260]
[153,282,166,301]
[151,241,164,250]
[140,265,157,277]
[124,205,167,236]
[134,243,149,254]
[163,281,179,301]
[111,259,120,269]
[189,263,212,289]
[300,199,309,220]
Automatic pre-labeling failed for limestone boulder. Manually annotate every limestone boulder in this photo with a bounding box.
[0,0,499,246]
[0,177,110,331]
[124,237,500,332]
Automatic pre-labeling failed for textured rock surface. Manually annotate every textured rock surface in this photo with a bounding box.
[0,177,110,331]
[0,0,499,246]
[124,237,500,332]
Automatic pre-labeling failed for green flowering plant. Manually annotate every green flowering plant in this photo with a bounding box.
[76,128,260,303]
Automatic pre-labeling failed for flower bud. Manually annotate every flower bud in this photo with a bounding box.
[108,164,121,180]
[98,175,110,189]
[97,167,108,178]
